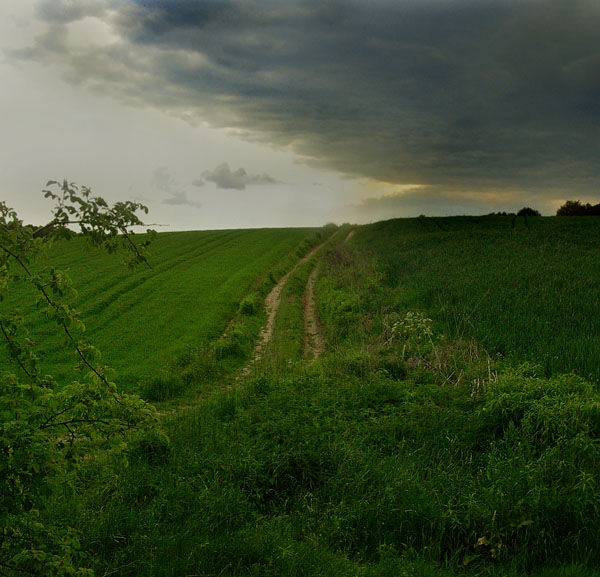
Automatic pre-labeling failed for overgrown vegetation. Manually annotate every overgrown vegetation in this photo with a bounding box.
[352,215,600,382]
[4,205,600,576]
[0,181,156,575]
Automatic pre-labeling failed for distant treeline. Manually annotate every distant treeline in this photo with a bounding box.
[556,200,600,216]
[488,200,600,218]
[487,207,541,217]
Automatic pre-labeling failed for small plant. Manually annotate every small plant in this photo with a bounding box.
[383,311,434,359]
[214,328,245,359]
[239,294,258,315]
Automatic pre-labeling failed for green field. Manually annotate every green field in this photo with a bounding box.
[4,227,316,386]
[348,215,600,382]
[4,216,600,577]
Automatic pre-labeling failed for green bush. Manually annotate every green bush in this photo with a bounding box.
[240,294,258,315]
[214,328,246,359]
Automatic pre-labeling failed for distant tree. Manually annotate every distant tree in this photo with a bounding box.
[557,200,586,216]
[557,200,600,216]
[517,207,541,217]
[0,180,157,575]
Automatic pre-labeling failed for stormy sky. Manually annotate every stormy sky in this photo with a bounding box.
[2,0,599,229]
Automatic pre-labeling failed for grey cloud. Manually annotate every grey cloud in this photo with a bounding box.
[191,178,205,187]
[152,166,201,207]
[17,0,600,199]
[37,0,108,23]
[202,162,278,190]
[152,166,176,192]
[162,192,202,208]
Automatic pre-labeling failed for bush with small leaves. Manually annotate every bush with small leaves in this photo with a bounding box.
[0,180,156,575]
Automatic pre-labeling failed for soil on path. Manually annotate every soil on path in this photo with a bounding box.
[301,228,354,360]
[241,241,326,376]
[303,266,326,359]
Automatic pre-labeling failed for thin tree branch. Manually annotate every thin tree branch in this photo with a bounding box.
[0,242,121,401]
[0,319,34,378]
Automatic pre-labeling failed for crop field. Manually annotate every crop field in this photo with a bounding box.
[353,215,600,382]
[4,227,315,386]
[5,215,600,577]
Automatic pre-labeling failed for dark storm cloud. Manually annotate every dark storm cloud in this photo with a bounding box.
[20,0,600,197]
[202,162,278,190]
[37,0,107,23]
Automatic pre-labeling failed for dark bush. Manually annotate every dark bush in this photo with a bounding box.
[557,200,600,216]
[517,207,541,217]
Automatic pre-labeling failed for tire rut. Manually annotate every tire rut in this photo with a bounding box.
[241,241,325,376]
[303,266,326,359]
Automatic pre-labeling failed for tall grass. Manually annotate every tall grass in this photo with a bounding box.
[355,215,600,382]
[54,361,600,575]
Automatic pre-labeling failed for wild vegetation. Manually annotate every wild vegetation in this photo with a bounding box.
[3,193,600,576]
[0,181,156,575]
[353,215,600,383]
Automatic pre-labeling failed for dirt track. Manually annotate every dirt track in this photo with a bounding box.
[241,242,326,375]
[303,266,326,359]
[248,228,355,368]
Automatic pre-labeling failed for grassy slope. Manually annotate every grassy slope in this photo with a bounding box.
[354,215,600,382]
[31,218,600,576]
[3,228,315,386]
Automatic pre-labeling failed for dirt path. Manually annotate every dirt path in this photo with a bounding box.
[301,228,354,360]
[303,266,326,359]
[241,242,326,376]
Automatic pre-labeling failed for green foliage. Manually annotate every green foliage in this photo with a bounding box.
[0,181,156,575]
[239,294,258,315]
[63,356,600,576]
[128,429,171,465]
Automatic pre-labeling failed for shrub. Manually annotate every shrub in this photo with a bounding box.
[517,207,541,217]
[239,294,258,315]
[214,328,245,359]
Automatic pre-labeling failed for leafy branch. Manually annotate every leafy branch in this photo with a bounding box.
[0,181,159,576]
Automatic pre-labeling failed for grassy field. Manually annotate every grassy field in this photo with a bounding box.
[3,227,316,388]
[5,216,600,576]
[350,215,600,382]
